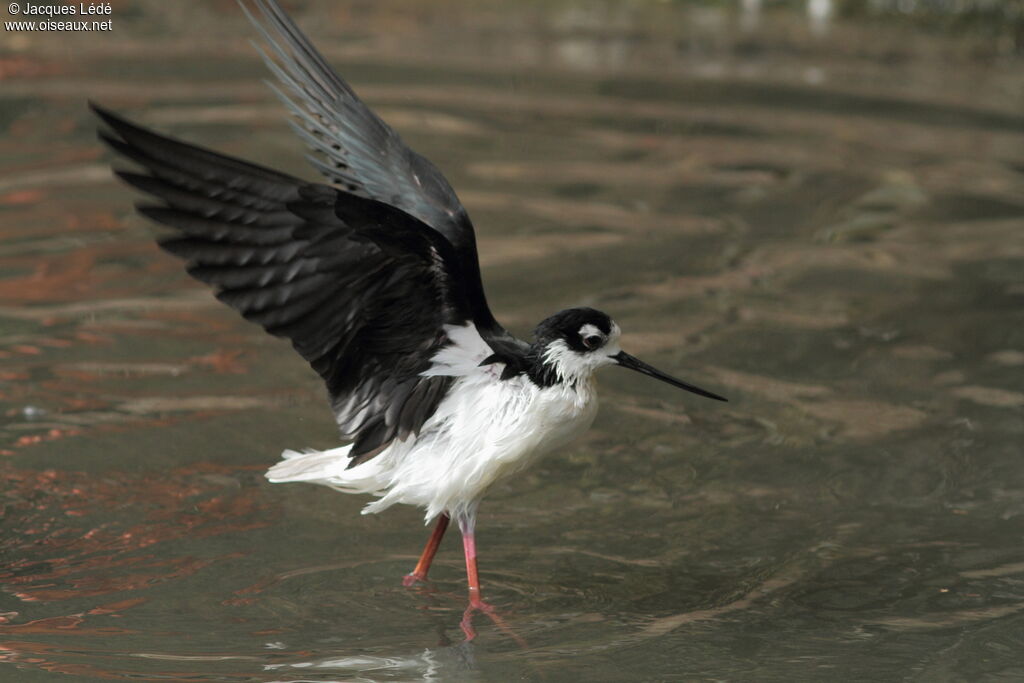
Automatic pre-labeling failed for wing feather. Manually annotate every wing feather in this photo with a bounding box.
[93,103,478,464]
[242,0,504,337]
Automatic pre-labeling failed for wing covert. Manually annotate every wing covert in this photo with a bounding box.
[93,104,474,465]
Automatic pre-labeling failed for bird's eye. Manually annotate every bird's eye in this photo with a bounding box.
[582,335,603,350]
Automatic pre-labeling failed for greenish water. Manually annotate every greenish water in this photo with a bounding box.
[1,1,1023,680]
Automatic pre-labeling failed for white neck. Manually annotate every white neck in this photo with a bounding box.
[541,338,622,386]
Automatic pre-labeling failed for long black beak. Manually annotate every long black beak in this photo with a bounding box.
[612,352,727,402]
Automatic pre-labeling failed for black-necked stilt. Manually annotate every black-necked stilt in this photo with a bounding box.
[92,0,726,623]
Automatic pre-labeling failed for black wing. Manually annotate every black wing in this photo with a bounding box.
[241,0,501,336]
[92,104,476,466]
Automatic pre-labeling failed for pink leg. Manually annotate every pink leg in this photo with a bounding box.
[456,508,526,645]
[403,513,450,587]
[455,509,487,606]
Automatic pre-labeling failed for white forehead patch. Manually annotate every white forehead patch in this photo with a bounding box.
[579,323,604,340]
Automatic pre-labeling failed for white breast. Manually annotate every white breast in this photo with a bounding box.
[361,372,599,521]
[271,322,601,522]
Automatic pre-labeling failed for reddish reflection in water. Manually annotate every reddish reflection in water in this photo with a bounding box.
[0,461,272,679]
[0,641,129,680]
[0,463,269,605]
[0,243,158,304]
[0,55,65,80]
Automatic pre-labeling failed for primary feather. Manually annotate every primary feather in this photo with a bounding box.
[240,0,501,338]
[93,104,480,466]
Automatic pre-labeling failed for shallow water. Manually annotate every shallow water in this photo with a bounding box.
[1,1,1023,680]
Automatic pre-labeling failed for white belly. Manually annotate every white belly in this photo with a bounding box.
[356,373,598,520]
[265,320,605,522]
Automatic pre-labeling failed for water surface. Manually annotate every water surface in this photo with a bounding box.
[1,1,1023,680]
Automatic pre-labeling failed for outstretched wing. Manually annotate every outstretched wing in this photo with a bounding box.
[93,104,478,466]
[241,0,501,336]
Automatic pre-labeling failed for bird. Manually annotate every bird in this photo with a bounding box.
[91,0,726,619]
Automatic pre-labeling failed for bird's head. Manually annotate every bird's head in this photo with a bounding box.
[532,307,727,401]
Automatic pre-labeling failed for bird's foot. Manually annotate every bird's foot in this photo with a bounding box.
[461,588,494,622]
[459,600,492,641]
[469,596,494,614]
[460,597,527,647]
[402,571,428,587]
